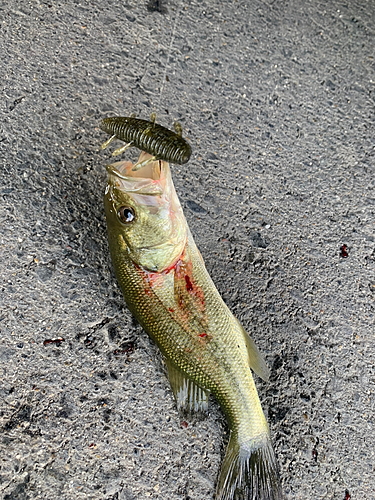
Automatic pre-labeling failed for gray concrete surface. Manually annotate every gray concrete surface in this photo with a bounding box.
[1,0,374,499]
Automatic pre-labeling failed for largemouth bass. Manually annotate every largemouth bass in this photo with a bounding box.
[104,152,283,500]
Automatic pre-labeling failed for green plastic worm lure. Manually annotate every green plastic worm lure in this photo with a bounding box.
[100,114,192,171]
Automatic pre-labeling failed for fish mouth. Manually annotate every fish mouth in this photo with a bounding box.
[106,153,167,196]
[107,159,161,180]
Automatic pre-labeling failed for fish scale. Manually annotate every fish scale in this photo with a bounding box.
[104,152,283,500]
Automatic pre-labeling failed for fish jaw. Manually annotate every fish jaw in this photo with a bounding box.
[104,153,187,272]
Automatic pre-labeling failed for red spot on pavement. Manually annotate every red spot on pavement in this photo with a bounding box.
[340,244,349,258]
[43,337,65,346]
[180,420,188,428]
[168,307,174,313]
[89,443,95,448]
[344,490,351,500]
[113,342,134,355]
[199,332,207,338]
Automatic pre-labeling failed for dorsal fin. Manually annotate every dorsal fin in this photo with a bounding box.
[236,319,270,382]
[165,358,210,414]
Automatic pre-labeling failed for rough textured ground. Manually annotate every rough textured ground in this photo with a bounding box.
[1,1,374,499]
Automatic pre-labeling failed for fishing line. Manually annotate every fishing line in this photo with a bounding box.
[154,1,182,113]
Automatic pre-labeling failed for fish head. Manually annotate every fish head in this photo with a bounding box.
[104,152,187,272]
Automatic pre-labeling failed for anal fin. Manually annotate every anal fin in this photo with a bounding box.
[165,358,210,414]
[236,319,270,382]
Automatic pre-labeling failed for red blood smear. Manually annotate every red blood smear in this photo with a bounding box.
[180,420,188,428]
[344,490,351,500]
[340,244,349,258]
[89,443,95,448]
[113,343,134,355]
[43,338,65,346]
[185,274,193,291]
[199,332,207,338]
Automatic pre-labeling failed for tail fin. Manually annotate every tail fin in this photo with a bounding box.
[215,432,283,500]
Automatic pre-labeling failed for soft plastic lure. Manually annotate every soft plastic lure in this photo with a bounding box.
[100,115,192,170]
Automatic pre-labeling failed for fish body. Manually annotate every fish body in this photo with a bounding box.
[104,152,283,500]
[100,116,192,165]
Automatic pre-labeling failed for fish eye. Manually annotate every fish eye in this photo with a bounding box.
[118,206,136,224]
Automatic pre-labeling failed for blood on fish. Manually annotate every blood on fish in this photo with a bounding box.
[137,257,180,288]
[185,274,193,291]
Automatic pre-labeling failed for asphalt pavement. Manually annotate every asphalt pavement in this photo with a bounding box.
[1,0,374,499]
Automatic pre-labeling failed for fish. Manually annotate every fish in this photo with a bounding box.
[103,151,283,500]
[100,115,192,168]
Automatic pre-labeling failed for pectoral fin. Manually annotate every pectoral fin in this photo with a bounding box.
[237,320,270,382]
[165,358,210,413]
